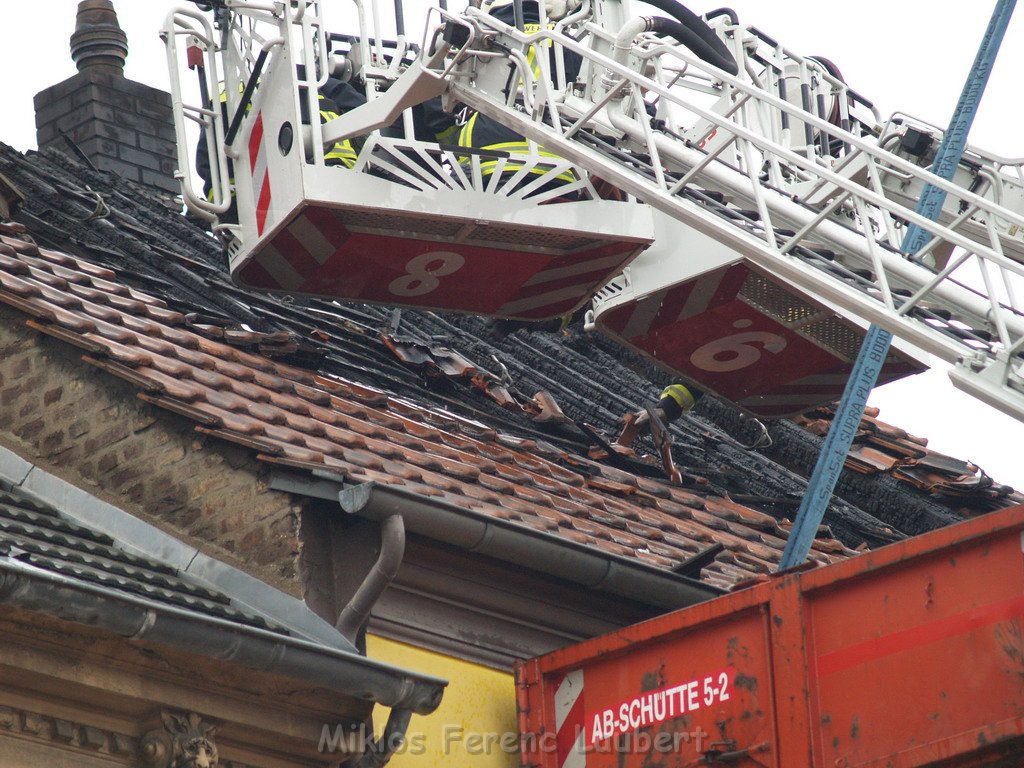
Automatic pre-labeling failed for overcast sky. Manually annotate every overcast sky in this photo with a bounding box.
[2,1,1023,489]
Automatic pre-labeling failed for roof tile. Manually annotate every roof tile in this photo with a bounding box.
[0,270,42,298]
[565,485,610,511]
[0,251,30,275]
[24,265,71,290]
[245,401,290,426]
[345,449,387,472]
[201,427,298,458]
[86,333,154,367]
[492,463,538,486]
[0,482,290,636]
[600,497,642,521]
[119,313,164,336]
[585,475,637,496]
[530,473,574,495]
[187,403,265,435]
[459,483,503,505]
[513,485,556,507]
[478,474,516,494]
[138,393,220,427]
[134,332,185,359]
[0,235,40,255]
[87,313,135,343]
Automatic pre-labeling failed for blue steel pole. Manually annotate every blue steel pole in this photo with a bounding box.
[778,0,1016,570]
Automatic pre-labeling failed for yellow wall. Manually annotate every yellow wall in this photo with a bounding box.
[366,635,519,768]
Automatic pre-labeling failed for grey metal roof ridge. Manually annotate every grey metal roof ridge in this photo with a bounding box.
[0,444,347,650]
[0,554,445,714]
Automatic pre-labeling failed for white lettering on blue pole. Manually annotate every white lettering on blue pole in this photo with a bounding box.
[778,0,1015,572]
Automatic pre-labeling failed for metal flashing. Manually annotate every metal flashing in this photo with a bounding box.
[0,443,349,649]
[0,554,446,713]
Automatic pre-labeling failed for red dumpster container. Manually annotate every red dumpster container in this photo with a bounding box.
[516,506,1024,768]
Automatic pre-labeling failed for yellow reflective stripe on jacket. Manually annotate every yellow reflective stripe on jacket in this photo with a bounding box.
[208,185,231,203]
[458,113,575,183]
[522,24,554,81]
[477,156,576,184]
[457,111,476,149]
[319,108,358,167]
[317,95,357,168]
[435,122,462,145]
[660,384,697,413]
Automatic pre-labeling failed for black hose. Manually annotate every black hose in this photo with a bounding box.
[704,7,739,25]
[225,48,269,146]
[635,0,738,74]
[644,16,737,75]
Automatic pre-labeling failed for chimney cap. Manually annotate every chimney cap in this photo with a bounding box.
[70,0,128,75]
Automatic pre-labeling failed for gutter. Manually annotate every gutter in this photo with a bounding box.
[341,483,722,606]
[0,556,446,716]
[271,473,722,608]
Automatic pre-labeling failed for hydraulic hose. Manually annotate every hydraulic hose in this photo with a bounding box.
[704,7,739,25]
[633,0,737,74]
[613,16,737,76]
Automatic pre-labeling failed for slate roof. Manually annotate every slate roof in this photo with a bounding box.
[0,453,447,712]
[0,477,286,633]
[0,142,1020,590]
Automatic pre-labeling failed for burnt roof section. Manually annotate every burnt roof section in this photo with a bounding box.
[0,142,1019,587]
[0,476,285,633]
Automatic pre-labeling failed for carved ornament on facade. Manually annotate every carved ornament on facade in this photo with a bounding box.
[141,711,219,768]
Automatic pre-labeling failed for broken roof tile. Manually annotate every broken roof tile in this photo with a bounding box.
[585,475,637,496]
[791,406,1024,513]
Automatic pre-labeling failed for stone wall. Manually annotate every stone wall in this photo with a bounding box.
[0,305,305,593]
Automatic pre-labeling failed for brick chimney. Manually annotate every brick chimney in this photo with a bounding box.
[33,0,179,194]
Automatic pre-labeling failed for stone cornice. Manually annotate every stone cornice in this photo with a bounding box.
[0,704,138,763]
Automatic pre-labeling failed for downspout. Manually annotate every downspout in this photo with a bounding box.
[336,513,406,643]
[335,496,410,768]
[357,708,413,768]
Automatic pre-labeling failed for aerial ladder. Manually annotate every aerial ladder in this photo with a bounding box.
[162,0,1024,421]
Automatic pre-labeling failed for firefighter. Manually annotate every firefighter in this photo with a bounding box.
[614,381,705,453]
[477,0,584,81]
[314,81,361,168]
[654,383,704,423]
[196,80,358,222]
[633,383,705,429]
[411,97,463,145]
[457,0,584,192]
